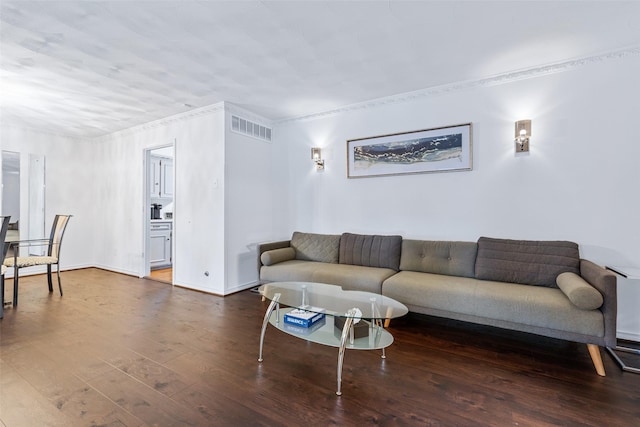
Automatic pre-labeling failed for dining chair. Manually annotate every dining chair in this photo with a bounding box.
[0,216,11,318]
[3,215,72,307]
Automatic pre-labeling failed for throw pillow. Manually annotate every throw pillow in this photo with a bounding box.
[557,272,604,310]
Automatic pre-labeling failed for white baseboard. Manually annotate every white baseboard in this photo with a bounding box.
[224,280,258,295]
[172,280,223,296]
[617,331,640,343]
[92,264,140,278]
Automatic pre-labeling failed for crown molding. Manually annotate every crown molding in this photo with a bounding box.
[94,102,275,142]
[0,122,86,143]
[96,102,226,142]
[276,45,640,125]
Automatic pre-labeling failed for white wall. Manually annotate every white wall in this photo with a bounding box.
[1,104,274,296]
[272,55,640,340]
[93,103,273,295]
[94,104,228,294]
[224,106,275,293]
[0,126,96,272]
[174,108,226,294]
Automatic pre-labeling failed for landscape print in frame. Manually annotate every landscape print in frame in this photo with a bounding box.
[347,123,473,178]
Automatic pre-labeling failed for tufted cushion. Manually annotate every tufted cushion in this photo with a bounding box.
[400,240,477,278]
[261,247,296,266]
[557,272,604,310]
[291,232,341,263]
[475,237,580,287]
[339,233,402,270]
[4,256,58,268]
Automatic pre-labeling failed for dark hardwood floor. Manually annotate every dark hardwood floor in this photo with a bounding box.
[0,268,638,426]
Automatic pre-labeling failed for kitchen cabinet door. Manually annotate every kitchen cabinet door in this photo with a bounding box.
[149,156,161,197]
[150,223,172,269]
[160,158,173,198]
[150,155,173,199]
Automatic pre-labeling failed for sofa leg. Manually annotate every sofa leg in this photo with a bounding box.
[587,344,606,376]
[384,319,390,328]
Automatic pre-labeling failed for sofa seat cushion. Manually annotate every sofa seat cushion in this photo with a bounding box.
[475,237,580,288]
[382,271,604,337]
[260,260,396,293]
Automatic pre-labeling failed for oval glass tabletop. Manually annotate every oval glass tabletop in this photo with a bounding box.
[259,281,408,320]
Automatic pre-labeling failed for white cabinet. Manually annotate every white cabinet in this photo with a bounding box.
[149,156,173,198]
[149,156,160,197]
[160,158,173,198]
[150,221,172,269]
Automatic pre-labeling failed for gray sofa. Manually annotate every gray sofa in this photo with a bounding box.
[258,231,617,376]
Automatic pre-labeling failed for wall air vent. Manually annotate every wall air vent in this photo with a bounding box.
[231,115,272,142]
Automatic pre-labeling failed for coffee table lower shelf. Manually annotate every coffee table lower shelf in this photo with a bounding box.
[258,302,394,396]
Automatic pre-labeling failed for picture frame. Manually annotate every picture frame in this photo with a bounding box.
[346,123,473,178]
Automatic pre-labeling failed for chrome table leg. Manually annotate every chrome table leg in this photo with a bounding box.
[336,308,357,396]
[258,293,280,362]
[607,345,640,374]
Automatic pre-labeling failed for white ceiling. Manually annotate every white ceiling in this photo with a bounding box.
[2,1,640,139]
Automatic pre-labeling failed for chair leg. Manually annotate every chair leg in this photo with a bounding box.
[57,264,63,296]
[13,265,19,307]
[47,265,54,293]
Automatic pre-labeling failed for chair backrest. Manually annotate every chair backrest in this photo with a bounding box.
[0,216,10,260]
[48,215,72,259]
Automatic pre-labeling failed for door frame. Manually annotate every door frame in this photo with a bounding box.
[143,141,175,282]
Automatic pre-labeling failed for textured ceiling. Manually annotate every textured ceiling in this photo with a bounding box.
[1,1,640,139]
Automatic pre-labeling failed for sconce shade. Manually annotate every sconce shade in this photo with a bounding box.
[311,147,325,171]
[514,120,531,152]
[515,120,531,138]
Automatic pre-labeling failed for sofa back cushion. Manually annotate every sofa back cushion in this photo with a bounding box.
[475,237,580,287]
[400,240,478,278]
[339,233,402,270]
[291,231,341,263]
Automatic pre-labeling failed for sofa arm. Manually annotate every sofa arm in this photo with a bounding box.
[257,240,291,275]
[580,259,617,347]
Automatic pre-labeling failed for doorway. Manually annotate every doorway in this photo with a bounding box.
[143,144,174,283]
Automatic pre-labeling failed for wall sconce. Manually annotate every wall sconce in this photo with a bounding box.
[311,147,325,171]
[514,120,531,152]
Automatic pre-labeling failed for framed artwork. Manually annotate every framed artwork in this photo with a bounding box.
[346,123,472,178]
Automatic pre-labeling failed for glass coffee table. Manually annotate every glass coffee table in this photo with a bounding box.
[258,281,408,395]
